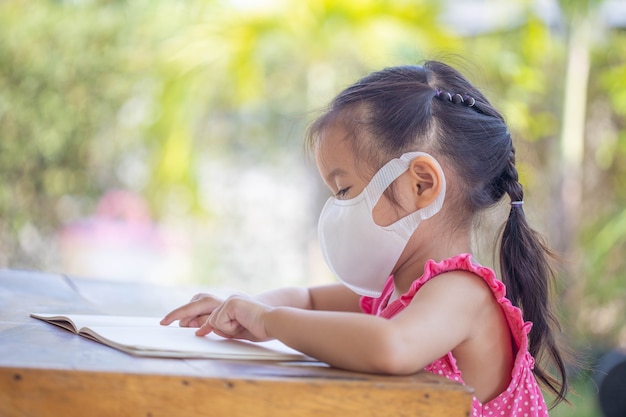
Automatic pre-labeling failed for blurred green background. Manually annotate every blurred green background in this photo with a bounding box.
[1,0,625,415]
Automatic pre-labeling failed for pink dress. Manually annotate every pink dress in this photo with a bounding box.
[360,253,549,417]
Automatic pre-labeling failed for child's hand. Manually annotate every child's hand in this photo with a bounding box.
[160,293,224,328]
[201,294,272,342]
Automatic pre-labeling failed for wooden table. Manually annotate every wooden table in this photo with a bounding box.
[0,269,473,417]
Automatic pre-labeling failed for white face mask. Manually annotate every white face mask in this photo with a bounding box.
[317,152,446,297]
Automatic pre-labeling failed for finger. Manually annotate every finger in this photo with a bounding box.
[185,314,211,328]
[208,295,271,341]
[208,303,243,337]
[179,314,201,328]
[190,293,211,302]
[195,318,215,337]
[211,321,245,338]
[160,297,220,326]
[212,327,258,342]
[211,329,233,338]
[160,303,198,325]
[179,309,214,327]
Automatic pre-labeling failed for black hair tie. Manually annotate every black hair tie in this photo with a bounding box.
[434,89,475,107]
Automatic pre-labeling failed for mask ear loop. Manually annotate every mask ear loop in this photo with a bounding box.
[362,155,417,210]
[364,152,446,239]
[391,153,446,235]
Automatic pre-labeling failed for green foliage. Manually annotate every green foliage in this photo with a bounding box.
[0,0,140,265]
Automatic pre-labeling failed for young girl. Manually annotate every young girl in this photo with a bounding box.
[161,61,569,415]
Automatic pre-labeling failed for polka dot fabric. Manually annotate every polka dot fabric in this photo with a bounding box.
[360,254,549,417]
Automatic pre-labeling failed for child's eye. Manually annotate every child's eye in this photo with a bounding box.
[335,187,351,199]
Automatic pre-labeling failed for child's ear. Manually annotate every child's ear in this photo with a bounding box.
[408,156,444,209]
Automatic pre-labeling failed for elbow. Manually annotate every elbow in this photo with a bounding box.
[366,335,421,375]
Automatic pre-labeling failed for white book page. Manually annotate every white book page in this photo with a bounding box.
[31,312,309,361]
[31,313,162,331]
[84,325,307,360]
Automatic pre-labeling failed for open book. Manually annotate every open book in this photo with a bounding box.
[31,313,309,361]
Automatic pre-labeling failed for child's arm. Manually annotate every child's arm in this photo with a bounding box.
[256,284,361,312]
[161,283,361,328]
[201,271,486,374]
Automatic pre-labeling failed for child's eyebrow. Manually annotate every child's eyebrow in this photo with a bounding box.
[325,168,348,183]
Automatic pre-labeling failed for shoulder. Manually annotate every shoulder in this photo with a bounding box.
[420,269,493,302]
[390,269,500,361]
[411,269,497,320]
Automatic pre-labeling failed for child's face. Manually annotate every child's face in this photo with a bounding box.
[314,128,416,227]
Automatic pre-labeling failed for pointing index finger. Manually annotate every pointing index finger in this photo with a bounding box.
[160,302,206,326]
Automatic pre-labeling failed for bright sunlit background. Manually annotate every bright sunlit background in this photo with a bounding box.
[1,1,625,415]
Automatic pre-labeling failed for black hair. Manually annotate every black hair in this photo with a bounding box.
[306,61,569,406]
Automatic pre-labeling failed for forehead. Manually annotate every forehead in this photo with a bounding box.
[315,128,381,188]
[314,127,355,173]
[314,126,381,185]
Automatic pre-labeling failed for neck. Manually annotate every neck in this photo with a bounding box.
[391,226,473,296]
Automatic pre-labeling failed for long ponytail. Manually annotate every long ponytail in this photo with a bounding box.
[498,151,570,406]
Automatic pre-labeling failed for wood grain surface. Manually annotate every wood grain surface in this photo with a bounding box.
[0,269,473,417]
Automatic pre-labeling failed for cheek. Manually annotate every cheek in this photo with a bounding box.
[372,198,396,227]
[372,180,416,227]
[372,194,410,227]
